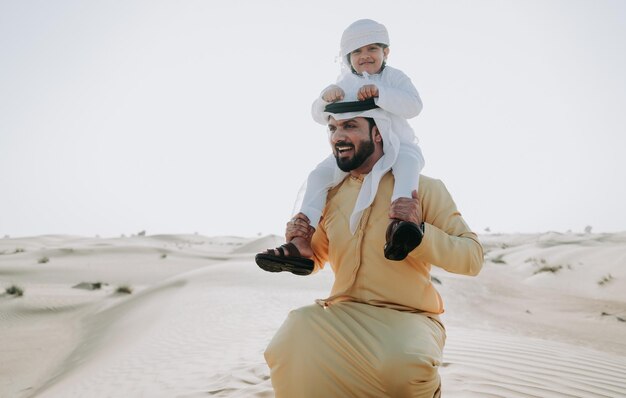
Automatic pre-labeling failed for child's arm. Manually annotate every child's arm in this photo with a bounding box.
[299,155,342,230]
[365,68,423,119]
[321,85,345,102]
[390,142,425,202]
[311,84,346,125]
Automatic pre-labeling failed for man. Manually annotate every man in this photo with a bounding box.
[261,99,483,397]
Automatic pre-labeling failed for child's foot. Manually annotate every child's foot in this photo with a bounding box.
[256,215,315,275]
[269,236,313,258]
[256,239,314,276]
[383,219,424,261]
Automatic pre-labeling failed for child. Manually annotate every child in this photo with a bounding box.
[256,19,425,275]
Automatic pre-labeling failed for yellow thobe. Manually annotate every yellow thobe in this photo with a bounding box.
[265,173,483,397]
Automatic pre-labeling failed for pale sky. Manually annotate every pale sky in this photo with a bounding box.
[1,0,625,238]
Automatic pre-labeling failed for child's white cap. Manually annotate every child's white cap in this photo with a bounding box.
[340,19,390,57]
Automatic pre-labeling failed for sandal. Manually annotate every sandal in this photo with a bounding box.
[255,242,314,276]
[384,220,424,261]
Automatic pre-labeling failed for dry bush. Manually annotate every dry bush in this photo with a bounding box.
[116,285,133,294]
[598,274,613,286]
[491,254,507,264]
[5,285,24,297]
[533,265,563,275]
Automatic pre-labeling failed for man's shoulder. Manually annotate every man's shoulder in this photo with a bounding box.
[417,175,450,200]
[418,174,443,188]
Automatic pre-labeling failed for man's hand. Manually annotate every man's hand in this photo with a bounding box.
[321,85,345,103]
[388,190,422,225]
[286,213,315,242]
[357,84,379,101]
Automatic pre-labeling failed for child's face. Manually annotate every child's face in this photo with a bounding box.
[349,44,389,75]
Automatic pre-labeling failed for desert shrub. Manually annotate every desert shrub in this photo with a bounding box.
[491,254,507,264]
[116,285,133,294]
[598,274,613,286]
[5,285,24,297]
[38,256,50,264]
[526,257,549,267]
[601,311,625,322]
[73,282,104,290]
[533,265,562,275]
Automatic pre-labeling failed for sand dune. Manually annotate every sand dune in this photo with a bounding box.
[441,328,626,397]
[1,232,625,397]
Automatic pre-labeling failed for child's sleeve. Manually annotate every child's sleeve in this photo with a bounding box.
[311,85,337,125]
[375,68,423,119]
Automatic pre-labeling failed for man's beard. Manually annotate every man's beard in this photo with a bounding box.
[334,130,375,172]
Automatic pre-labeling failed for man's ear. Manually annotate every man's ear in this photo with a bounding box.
[383,47,390,60]
[373,126,383,142]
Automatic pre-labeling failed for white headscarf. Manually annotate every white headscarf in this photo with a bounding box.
[322,75,400,234]
[339,19,390,73]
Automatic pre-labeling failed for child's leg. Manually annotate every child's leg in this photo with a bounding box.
[391,143,425,202]
[298,155,342,229]
[385,143,426,261]
[272,155,344,260]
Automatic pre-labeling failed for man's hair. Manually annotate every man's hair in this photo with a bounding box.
[365,117,382,149]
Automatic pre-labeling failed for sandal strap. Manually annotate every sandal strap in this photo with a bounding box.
[265,242,303,258]
[281,242,301,257]
[386,219,402,241]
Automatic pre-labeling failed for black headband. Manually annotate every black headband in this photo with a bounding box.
[324,98,379,114]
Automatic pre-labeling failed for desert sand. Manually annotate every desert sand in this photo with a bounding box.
[1,231,625,397]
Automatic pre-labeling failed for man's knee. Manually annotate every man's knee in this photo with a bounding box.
[382,350,439,379]
[381,352,440,397]
[265,305,320,366]
[380,320,443,397]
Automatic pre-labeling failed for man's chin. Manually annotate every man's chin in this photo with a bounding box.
[336,158,356,172]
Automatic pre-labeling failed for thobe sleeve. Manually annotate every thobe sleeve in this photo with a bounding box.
[410,179,484,276]
[374,69,423,119]
[311,86,335,125]
[310,216,330,273]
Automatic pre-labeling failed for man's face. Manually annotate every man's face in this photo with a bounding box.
[328,117,376,172]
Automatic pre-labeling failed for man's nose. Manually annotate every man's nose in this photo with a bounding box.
[330,128,347,144]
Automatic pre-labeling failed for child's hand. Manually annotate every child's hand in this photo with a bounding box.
[321,85,345,102]
[357,84,379,101]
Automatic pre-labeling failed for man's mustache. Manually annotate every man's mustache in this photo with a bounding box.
[334,141,354,150]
